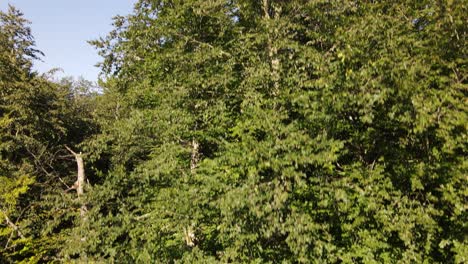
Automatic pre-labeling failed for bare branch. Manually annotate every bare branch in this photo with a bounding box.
[1,210,25,239]
[64,145,77,156]
[134,213,152,221]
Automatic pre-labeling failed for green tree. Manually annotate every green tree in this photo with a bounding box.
[64,0,467,263]
[65,0,241,261]
[0,6,98,262]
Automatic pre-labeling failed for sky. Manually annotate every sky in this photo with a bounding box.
[0,0,137,81]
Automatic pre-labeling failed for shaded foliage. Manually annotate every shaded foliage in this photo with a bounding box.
[1,1,466,263]
[0,5,97,262]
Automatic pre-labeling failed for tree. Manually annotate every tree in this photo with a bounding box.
[2,1,464,262]
[80,0,466,262]
[66,0,242,261]
[0,6,98,262]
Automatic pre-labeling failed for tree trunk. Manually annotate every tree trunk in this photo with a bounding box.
[263,0,280,96]
[190,138,200,173]
[65,146,87,217]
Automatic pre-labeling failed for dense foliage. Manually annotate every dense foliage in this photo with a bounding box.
[1,1,466,263]
[0,6,97,262]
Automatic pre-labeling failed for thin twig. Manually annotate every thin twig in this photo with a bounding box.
[58,176,71,189]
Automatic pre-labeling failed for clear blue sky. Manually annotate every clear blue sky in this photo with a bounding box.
[0,0,137,81]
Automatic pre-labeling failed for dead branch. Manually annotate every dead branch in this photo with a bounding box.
[1,210,25,240]
[64,146,87,218]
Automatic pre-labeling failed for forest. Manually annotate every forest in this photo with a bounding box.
[0,0,466,263]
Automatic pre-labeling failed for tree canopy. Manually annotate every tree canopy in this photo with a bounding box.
[0,1,466,263]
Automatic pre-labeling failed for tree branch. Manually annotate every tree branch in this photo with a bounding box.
[1,210,25,239]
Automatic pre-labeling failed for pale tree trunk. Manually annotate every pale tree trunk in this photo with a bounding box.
[263,0,280,96]
[183,225,196,247]
[65,146,87,218]
[185,139,199,246]
[190,138,200,173]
